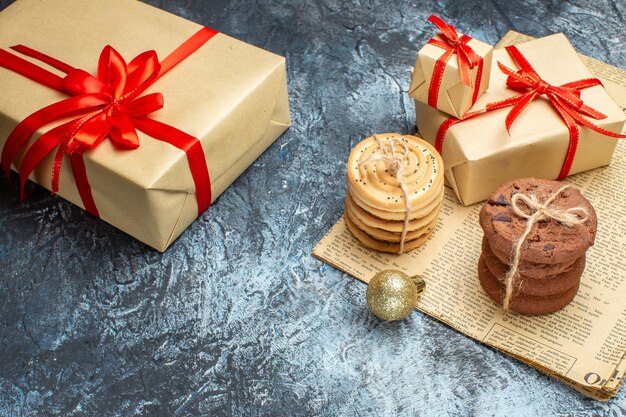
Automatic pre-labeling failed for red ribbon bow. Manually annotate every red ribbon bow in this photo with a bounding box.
[0,28,217,217]
[435,45,626,180]
[426,15,484,108]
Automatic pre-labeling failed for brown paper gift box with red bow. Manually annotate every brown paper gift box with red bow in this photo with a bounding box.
[415,34,626,206]
[409,16,493,119]
[0,0,291,251]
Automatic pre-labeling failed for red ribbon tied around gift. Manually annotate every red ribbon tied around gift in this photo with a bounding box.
[436,44,626,179]
[426,15,483,107]
[0,27,217,217]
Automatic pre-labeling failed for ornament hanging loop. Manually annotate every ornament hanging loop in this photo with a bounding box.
[411,275,426,294]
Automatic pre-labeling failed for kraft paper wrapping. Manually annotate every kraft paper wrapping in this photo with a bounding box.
[415,33,626,206]
[0,0,291,251]
[409,35,492,118]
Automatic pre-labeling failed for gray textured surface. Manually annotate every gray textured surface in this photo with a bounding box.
[0,0,625,415]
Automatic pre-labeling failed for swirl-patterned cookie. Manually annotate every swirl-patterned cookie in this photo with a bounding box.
[345,199,438,242]
[344,133,445,254]
[348,185,444,221]
[347,133,444,213]
[345,209,435,253]
[345,193,441,234]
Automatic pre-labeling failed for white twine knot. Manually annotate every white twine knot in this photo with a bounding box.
[359,135,411,253]
[502,184,589,311]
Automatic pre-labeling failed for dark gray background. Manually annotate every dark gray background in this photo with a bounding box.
[1,0,624,415]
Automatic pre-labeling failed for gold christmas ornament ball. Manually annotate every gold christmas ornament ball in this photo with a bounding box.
[366,270,425,321]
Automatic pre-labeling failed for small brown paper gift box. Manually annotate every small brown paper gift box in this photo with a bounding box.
[409,25,493,119]
[415,34,626,206]
[0,0,291,251]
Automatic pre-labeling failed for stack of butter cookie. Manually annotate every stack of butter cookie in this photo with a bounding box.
[478,178,597,315]
[344,133,445,254]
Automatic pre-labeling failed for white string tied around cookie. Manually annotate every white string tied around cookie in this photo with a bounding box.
[359,135,412,254]
[502,185,589,311]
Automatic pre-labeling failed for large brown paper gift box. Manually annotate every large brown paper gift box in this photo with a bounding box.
[0,0,291,251]
[415,34,625,206]
[409,32,493,119]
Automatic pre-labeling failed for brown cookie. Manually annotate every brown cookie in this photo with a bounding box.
[482,239,585,297]
[344,208,434,253]
[482,236,578,279]
[479,178,597,265]
[478,255,579,315]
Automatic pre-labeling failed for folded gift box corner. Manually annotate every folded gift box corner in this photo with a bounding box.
[407,59,425,98]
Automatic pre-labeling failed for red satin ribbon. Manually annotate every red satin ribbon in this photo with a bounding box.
[0,27,218,217]
[426,15,483,109]
[435,44,626,180]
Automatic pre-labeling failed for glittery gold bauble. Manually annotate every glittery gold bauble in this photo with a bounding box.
[366,270,425,321]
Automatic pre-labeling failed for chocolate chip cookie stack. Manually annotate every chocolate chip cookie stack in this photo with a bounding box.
[344,133,445,254]
[478,178,597,315]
